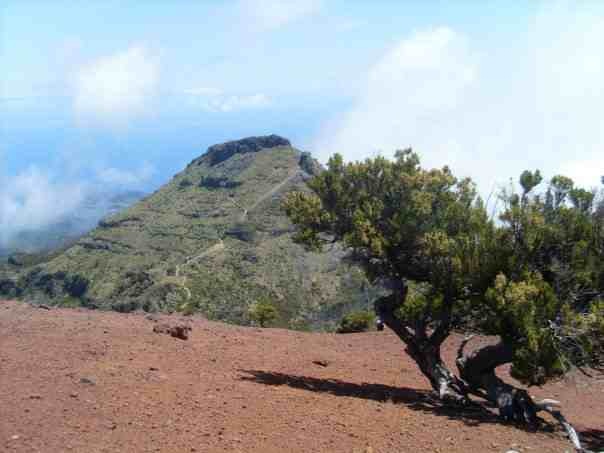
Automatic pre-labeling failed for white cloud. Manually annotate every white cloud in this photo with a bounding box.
[184,89,271,112]
[0,167,85,245]
[314,6,604,195]
[73,46,159,124]
[314,27,477,171]
[560,155,604,189]
[96,162,155,187]
[237,0,323,31]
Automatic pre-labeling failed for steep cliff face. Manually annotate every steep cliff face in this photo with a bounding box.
[5,136,373,330]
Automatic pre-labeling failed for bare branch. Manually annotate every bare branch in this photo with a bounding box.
[535,399,586,452]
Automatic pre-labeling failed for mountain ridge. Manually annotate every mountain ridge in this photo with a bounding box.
[0,135,372,330]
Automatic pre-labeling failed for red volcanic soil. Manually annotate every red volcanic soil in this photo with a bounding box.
[1,299,602,453]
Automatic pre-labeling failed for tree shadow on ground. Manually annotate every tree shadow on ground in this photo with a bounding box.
[239,369,536,429]
[580,429,604,451]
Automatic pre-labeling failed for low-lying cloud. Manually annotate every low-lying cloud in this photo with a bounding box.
[0,167,85,247]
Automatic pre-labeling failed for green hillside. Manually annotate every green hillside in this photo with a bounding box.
[1,136,374,330]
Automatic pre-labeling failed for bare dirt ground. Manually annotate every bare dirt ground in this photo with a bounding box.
[1,299,602,453]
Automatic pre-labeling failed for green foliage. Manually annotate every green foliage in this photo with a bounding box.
[284,149,498,335]
[495,173,604,380]
[63,274,89,298]
[199,176,241,190]
[485,273,563,384]
[285,150,604,385]
[178,178,193,189]
[225,222,257,242]
[519,170,543,195]
[6,138,370,330]
[336,310,375,333]
[248,298,278,327]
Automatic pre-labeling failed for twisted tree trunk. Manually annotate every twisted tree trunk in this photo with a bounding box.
[374,284,585,450]
[456,340,539,426]
[374,292,468,404]
[456,338,586,450]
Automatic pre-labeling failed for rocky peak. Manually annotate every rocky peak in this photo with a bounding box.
[191,135,292,167]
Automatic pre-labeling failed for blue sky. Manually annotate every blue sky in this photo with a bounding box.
[1,0,603,242]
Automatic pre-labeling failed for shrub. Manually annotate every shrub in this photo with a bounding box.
[336,310,375,333]
[199,176,241,190]
[248,299,278,327]
[225,223,257,242]
[63,274,89,298]
[178,178,193,189]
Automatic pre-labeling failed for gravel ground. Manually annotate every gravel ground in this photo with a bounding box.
[1,300,602,453]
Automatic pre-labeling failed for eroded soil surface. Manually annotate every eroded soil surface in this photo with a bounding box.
[1,300,602,453]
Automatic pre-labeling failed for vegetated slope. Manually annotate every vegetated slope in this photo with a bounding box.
[2,136,372,330]
[1,300,602,453]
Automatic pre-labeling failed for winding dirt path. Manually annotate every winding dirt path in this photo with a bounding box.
[174,240,225,299]
[173,171,301,299]
[239,170,300,222]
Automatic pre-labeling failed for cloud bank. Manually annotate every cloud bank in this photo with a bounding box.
[314,7,604,193]
[0,167,85,247]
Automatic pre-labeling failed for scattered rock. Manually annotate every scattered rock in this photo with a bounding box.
[153,323,191,340]
[79,377,96,385]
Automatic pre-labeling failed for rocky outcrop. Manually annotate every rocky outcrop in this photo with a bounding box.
[191,135,291,167]
[299,152,323,177]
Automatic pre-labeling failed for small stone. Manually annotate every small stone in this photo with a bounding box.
[70,392,79,398]
[153,323,191,340]
[10,435,20,441]
[79,377,95,385]
[29,394,42,399]
[149,367,159,371]
[312,359,329,367]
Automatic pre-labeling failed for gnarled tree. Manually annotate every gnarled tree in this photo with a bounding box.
[284,151,603,447]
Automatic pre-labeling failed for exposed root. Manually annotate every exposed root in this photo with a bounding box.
[457,338,587,451]
[535,399,585,452]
